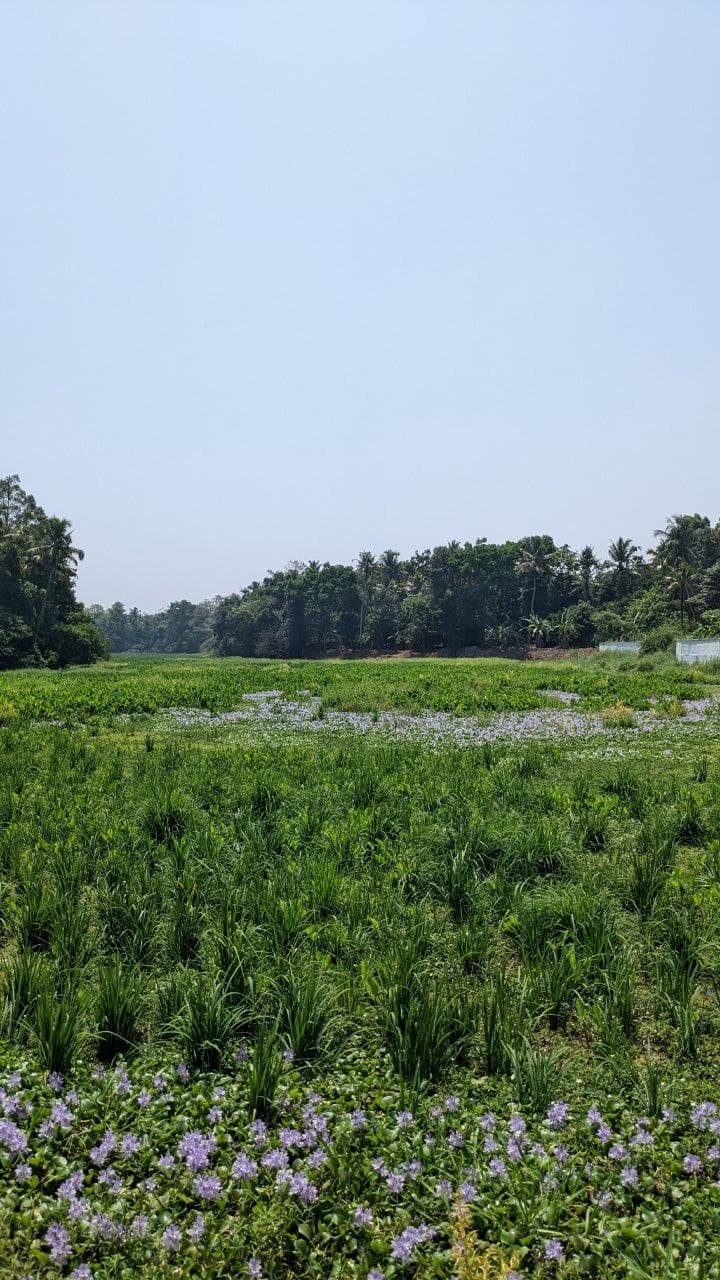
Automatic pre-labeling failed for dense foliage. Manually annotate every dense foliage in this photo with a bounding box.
[0,476,107,671]
[88,600,217,656]
[91,517,720,657]
[0,657,720,1274]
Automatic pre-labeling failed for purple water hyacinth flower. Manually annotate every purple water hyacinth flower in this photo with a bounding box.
[15,1162,31,1182]
[131,1216,149,1237]
[90,1130,117,1167]
[396,1109,414,1128]
[691,1102,717,1131]
[0,1120,28,1154]
[48,1072,64,1093]
[158,1152,175,1170]
[507,1138,523,1162]
[609,1144,627,1161]
[143,1177,157,1192]
[430,1106,442,1121]
[444,1095,460,1112]
[368,1271,385,1280]
[45,1222,71,1264]
[70,1266,92,1280]
[194,1173,222,1200]
[91,1213,124,1241]
[459,1181,477,1202]
[707,1145,720,1162]
[531,1143,547,1159]
[250,1119,268,1147]
[248,1260,262,1278]
[120,1134,141,1158]
[509,1115,527,1138]
[38,1119,55,1140]
[546,1101,570,1129]
[405,1159,422,1180]
[354,1206,373,1228]
[235,1046,250,1064]
[596,1124,613,1145]
[631,1129,654,1148]
[435,1178,452,1197]
[68,1198,89,1223]
[596,1189,612,1209]
[621,1166,639,1188]
[480,1113,496,1131]
[262,1148,289,1171]
[390,1225,435,1262]
[282,1048,294,1062]
[448,1130,463,1149]
[553,1145,569,1165]
[153,1075,167,1091]
[114,1072,131,1097]
[543,1239,564,1262]
[684,1153,703,1174]
[212,1085,226,1100]
[137,1091,151,1108]
[177,1062,190,1083]
[350,1108,366,1130]
[289,1172,317,1204]
[208,1106,223,1124]
[662,1107,676,1124]
[178,1130,217,1172]
[188,1214,206,1242]
[279,1127,304,1149]
[386,1170,405,1193]
[307,1148,327,1168]
[489,1157,507,1179]
[98,1166,123,1194]
[371,1156,387,1174]
[232,1152,259,1181]
[163,1224,182,1251]
[7,1072,22,1090]
[484,1135,498,1153]
[51,1101,74,1129]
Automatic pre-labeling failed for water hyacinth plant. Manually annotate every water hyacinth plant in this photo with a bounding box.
[0,655,719,1274]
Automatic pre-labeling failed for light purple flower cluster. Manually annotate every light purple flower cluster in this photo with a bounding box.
[178,1129,217,1172]
[390,1223,436,1262]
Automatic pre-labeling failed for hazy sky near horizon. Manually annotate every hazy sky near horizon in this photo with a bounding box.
[2,3,719,611]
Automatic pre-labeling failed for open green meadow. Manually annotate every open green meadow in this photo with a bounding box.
[2,655,720,1278]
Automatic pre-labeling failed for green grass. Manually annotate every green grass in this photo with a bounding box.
[1,650,718,722]
[1,658,719,1102]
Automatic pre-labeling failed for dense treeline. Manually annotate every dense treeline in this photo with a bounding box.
[0,475,107,670]
[88,598,217,655]
[94,515,720,658]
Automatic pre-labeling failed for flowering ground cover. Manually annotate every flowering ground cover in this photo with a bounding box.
[2,1050,720,1278]
[1,657,720,1276]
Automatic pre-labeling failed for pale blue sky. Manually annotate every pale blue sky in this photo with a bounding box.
[2,2,719,610]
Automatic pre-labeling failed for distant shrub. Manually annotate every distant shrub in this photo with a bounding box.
[640,623,676,654]
[599,703,636,728]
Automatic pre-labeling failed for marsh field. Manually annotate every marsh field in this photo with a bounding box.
[2,654,720,1279]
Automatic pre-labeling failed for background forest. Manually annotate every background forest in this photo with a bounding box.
[91,519,720,660]
[3,473,720,668]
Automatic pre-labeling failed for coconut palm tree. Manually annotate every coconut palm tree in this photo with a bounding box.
[356,550,376,644]
[578,546,599,602]
[379,549,401,584]
[515,543,555,617]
